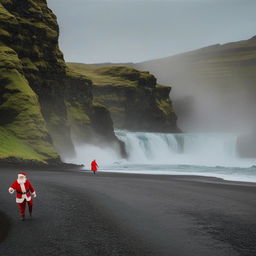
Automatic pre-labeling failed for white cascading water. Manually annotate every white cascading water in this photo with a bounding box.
[68,130,256,182]
[115,130,240,166]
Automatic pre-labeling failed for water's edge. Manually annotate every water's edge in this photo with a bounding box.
[67,130,256,183]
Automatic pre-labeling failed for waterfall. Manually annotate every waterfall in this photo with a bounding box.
[115,130,240,167]
[68,130,255,168]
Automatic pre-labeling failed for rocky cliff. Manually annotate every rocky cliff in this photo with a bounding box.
[0,0,124,164]
[67,63,180,133]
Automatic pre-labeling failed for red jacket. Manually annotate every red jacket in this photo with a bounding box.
[91,161,98,171]
[9,179,36,203]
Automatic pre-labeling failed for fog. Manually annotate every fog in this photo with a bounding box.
[66,131,256,170]
[172,80,256,133]
[136,53,256,134]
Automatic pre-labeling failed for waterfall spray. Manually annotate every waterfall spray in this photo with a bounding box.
[66,130,256,182]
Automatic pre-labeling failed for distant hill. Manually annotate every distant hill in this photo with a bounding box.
[135,36,256,133]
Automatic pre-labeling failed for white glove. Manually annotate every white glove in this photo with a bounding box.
[32,191,37,198]
[8,187,14,194]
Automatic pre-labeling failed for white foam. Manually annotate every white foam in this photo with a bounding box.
[115,131,255,168]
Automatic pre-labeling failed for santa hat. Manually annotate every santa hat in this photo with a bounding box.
[18,172,27,178]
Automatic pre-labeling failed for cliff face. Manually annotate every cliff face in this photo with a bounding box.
[0,0,59,163]
[0,0,124,163]
[67,64,180,133]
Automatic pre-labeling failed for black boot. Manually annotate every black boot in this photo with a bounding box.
[21,216,25,221]
[29,211,32,217]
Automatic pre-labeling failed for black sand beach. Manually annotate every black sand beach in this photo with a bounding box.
[0,168,256,256]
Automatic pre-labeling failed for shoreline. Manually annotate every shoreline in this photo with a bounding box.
[96,169,256,185]
[2,158,256,184]
[0,162,83,170]
[2,164,256,186]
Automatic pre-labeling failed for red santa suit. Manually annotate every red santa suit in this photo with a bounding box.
[8,172,36,219]
[91,160,98,174]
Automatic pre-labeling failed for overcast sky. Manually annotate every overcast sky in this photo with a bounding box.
[47,0,256,64]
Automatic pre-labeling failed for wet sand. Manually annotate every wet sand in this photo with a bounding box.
[0,168,256,256]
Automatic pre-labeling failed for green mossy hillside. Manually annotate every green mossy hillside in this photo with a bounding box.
[66,63,156,88]
[66,63,137,87]
[0,1,64,163]
[0,127,46,162]
[0,45,59,163]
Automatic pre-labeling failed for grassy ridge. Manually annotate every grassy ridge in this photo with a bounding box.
[66,63,139,87]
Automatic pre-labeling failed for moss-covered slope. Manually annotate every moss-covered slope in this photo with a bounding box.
[67,63,180,132]
[0,10,59,163]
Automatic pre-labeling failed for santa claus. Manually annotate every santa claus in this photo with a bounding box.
[8,172,37,221]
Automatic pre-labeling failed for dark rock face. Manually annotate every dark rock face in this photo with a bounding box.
[90,104,116,142]
[93,84,179,132]
[0,0,125,162]
[0,107,18,125]
[90,104,127,158]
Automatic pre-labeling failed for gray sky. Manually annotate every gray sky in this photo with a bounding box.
[47,0,256,64]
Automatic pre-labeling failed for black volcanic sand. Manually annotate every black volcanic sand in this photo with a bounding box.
[0,168,256,256]
[0,211,10,243]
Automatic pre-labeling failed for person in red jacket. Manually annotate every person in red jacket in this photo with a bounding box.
[8,172,36,221]
[91,160,99,175]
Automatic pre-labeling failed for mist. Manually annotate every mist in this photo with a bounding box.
[172,78,256,133]
[136,46,256,134]
[66,131,256,174]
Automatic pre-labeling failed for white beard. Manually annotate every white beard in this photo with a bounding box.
[17,177,27,184]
